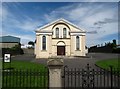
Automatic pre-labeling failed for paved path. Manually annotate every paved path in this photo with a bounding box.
[12,52,119,69]
[63,53,119,69]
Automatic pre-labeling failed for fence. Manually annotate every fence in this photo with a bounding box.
[2,62,120,89]
[62,64,120,88]
[2,68,49,88]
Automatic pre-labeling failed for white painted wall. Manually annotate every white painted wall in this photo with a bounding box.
[35,19,86,58]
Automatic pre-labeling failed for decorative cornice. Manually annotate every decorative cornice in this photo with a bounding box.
[70,31,86,33]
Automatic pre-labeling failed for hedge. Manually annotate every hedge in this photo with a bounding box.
[2,45,24,56]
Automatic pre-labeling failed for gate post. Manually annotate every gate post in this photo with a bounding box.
[47,58,63,88]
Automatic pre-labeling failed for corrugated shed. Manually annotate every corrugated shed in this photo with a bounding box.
[0,36,20,43]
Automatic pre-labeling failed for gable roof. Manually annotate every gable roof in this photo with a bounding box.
[35,18,86,32]
[0,36,20,43]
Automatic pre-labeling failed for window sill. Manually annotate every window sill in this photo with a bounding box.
[75,50,81,51]
[41,50,47,52]
[52,38,70,39]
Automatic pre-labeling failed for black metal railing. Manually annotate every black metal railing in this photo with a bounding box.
[2,68,49,88]
[62,64,120,89]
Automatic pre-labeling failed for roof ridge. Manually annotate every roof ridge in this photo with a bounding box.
[35,18,86,32]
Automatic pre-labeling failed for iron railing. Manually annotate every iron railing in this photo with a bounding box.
[2,68,49,88]
[62,64,120,89]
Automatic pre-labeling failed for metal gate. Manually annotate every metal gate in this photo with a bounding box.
[62,64,120,89]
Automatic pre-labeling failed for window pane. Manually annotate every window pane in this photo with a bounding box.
[76,36,79,50]
[56,28,59,38]
[63,28,66,38]
[43,37,46,43]
[42,36,46,50]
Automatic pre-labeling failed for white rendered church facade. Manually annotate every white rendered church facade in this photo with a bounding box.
[34,18,86,58]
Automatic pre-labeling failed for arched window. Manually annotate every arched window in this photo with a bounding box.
[76,36,80,50]
[42,35,46,50]
[56,28,59,38]
[63,28,67,38]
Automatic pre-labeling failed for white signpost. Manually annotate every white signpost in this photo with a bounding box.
[4,54,11,63]
[3,53,11,70]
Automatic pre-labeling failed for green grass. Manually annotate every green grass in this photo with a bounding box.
[3,60,46,70]
[96,58,120,71]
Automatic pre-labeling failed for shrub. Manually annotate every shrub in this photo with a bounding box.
[2,45,24,56]
[112,48,120,53]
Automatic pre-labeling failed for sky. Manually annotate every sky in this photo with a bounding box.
[1,1,119,47]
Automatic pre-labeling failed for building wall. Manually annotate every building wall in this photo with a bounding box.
[35,35,85,58]
[0,43,19,48]
[70,35,85,56]
[35,35,41,58]
[36,36,71,58]
[81,35,86,56]
[36,35,51,58]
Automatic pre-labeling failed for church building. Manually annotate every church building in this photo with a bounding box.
[35,18,86,58]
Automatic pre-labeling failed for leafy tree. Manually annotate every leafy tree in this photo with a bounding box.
[97,44,100,47]
[10,45,24,55]
[101,43,103,47]
[105,43,107,46]
[113,39,116,45]
[28,41,34,46]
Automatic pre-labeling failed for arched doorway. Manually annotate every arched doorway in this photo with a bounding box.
[57,41,65,56]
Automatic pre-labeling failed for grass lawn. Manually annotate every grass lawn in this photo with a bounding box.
[95,58,120,71]
[3,60,46,70]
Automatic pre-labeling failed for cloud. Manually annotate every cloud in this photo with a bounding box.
[36,3,118,47]
[49,2,117,46]
[42,2,118,46]
[43,2,117,27]
[87,30,97,34]
[1,3,41,44]
[2,2,43,32]
[94,18,117,26]
[0,14,1,32]
[2,0,120,2]
[2,8,40,32]
[1,2,118,46]
[94,21,107,26]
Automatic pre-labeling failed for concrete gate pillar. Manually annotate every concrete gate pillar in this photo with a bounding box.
[47,58,63,88]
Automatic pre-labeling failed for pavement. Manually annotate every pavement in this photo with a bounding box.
[11,52,119,69]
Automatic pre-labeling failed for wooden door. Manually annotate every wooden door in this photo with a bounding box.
[57,46,65,55]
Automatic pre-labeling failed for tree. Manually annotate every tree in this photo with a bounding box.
[28,41,34,46]
[10,45,24,54]
[97,44,100,47]
[101,43,103,47]
[105,42,107,46]
[111,39,117,48]
[113,39,116,45]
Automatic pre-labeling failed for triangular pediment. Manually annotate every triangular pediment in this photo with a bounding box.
[35,18,86,32]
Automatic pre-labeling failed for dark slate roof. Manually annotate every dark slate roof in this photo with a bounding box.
[0,36,20,43]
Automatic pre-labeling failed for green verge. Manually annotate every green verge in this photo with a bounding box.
[3,60,46,70]
[95,58,120,71]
